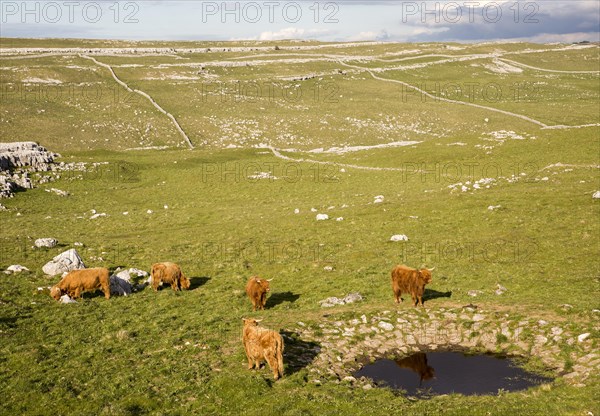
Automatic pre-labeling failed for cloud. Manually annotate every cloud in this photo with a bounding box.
[258,27,331,41]
[351,30,390,41]
[397,1,600,42]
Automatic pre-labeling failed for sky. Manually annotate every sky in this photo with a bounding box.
[0,0,599,43]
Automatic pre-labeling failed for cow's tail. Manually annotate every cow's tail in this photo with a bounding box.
[277,333,285,378]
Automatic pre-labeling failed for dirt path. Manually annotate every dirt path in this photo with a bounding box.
[80,54,194,149]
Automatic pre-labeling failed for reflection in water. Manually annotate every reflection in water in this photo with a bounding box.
[354,351,553,397]
[395,353,435,386]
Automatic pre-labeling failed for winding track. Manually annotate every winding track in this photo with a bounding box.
[38,46,599,157]
[80,54,195,149]
[337,60,600,131]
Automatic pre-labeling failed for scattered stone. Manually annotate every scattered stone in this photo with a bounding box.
[316,214,329,221]
[362,384,372,390]
[538,320,548,326]
[5,264,29,273]
[592,191,600,199]
[123,212,129,215]
[163,205,169,209]
[323,266,334,272]
[294,208,300,214]
[343,376,356,383]
[42,248,85,276]
[147,209,153,214]
[74,242,83,246]
[378,321,394,331]
[60,294,76,304]
[578,333,591,343]
[373,195,384,204]
[319,292,363,307]
[560,304,573,311]
[472,314,485,322]
[45,188,68,197]
[343,293,363,304]
[310,208,317,212]
[390,234,409,242]
[488,205,502,211]
[35,238,58,248]
[468,290,482,297]
[90,213,107,219]
[495,284,507,295]
[336,217,344,221]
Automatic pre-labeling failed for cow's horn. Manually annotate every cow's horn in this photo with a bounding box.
[428,267,436,271]
[255,318,263,322]
[266,278,273,282]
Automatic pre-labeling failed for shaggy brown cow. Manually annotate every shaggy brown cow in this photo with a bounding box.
[151,262,190,292]
[242,318,284,380]
[50,267,111,300]
[395,353,435,385]
[391,265,434,307]
[245,276,272,311]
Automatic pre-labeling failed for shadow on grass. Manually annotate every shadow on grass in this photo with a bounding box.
[424,289,452,303]
[281,330,321,376]
[189,276,210,290]
[266,292,300,309]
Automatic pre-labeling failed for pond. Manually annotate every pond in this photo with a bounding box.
[354,351,553,397]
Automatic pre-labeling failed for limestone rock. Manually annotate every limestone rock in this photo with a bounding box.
[378,321,394,331]
[42,249,85,276]
[35,238,58,248]
[5,264,29,273]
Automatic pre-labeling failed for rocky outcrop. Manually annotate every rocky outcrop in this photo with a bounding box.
[0,142,57,171]
[0,142,60,198]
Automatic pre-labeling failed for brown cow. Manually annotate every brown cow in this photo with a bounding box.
[395,353,435,385]
[50,267,111,300]
[245,276,272,311]
[391,265,434,307]
[150,262,190,292]
[242,318,284,380]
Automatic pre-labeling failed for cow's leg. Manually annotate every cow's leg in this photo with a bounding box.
[418,295,424,307]
[152,278,160,292]
[265,354,279,379]
[395,290,402,303]
[102,283,111,299]
[74,287,81,299]
[411,294,417,307]
[261,294,266,310]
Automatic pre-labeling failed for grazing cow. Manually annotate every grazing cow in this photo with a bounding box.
[391,265,434,307]
[395,353,435,385]
[150,262,190,292]
[245,276,272,311]
[50,267,111,300]
[242,318,284,380]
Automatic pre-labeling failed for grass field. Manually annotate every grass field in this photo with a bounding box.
[0,39,599,415]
